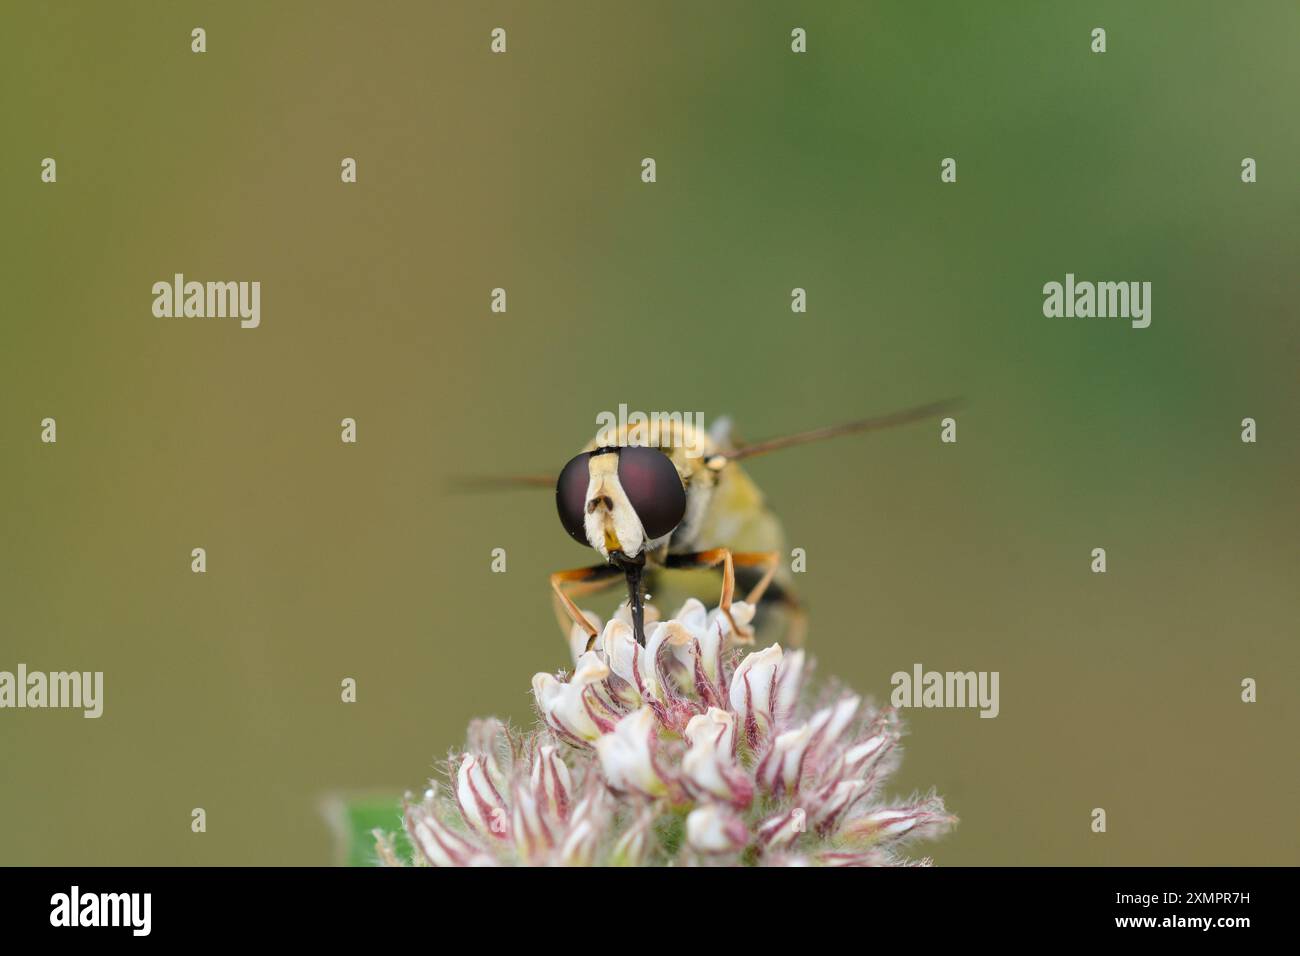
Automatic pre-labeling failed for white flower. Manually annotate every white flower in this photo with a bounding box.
[404,790,495,867]
[602,618,662,702]
[532,652,613,742]
[567,612,602,666]
[530,745,571,823]
[805,696,860,766]
[559,818,598,866]
[466,718,511,794]
[707,600,756,644]
[594,706,668,797]
[756,722,814,795]
[841,731,894,779]
[510,784,550,861]
[668,598,722,683]
[843,798,955,847]
[652,619,699,692]
[729,644,783,744]
[455,754,509,840]
[809,779,863,832]
[682,707,751,805]
[611,600,661,632]
[559,784,610,865]
[774,649,806,723]
[385,598,954,867]
[610,807,657,866]
[686,804,749,854]
[755,806,807,850]
[685,706,736,753]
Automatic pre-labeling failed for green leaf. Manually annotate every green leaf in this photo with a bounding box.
[325,794,413,867]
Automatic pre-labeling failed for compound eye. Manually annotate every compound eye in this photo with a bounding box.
[555,452,593,545]
[617,446,686,540]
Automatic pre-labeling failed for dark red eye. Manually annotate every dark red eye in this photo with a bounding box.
[556,452,593,545]
[617,446,686,539]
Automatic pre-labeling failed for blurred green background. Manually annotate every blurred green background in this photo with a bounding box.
[2,1,1297,866]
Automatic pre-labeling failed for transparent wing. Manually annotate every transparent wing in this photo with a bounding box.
[445,473,554,493]
[725,398,962,462]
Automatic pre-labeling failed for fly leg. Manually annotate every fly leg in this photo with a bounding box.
[550,563,624,651]
[663,548,780,643]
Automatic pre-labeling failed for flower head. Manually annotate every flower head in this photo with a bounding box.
[388,599,954,866]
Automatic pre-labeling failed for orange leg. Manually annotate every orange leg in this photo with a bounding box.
[550,563,623,650]
[665,549,780,641]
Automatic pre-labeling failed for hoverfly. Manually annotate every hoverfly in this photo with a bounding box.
[481,399,957,650]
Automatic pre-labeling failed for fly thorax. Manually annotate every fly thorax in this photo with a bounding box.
[666,471,715,553]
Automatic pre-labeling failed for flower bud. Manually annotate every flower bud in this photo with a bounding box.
[532,652,614,743]
[805,696,859,766]
[842,731,895,778]
[567,612,602,666]
[559,819,598,866]
[708,600,756,644]
[404,792,494,866]
[610,807,657,866]
[729,644,783,746]
[511,784,552,862]
[466,717,511,794]
[755,806,808,850]
[455,754,510,840]
[756,722,814,796]
[559,782,610,866]
[683,708,752,805]
[602,618,662,702]
[594,706,669,797]
[674,598,724,684]
[842,798,956,847]
[774,648,805,723]
[686,804,749,854]
[530,745,572,823]
[808,779,863,833]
